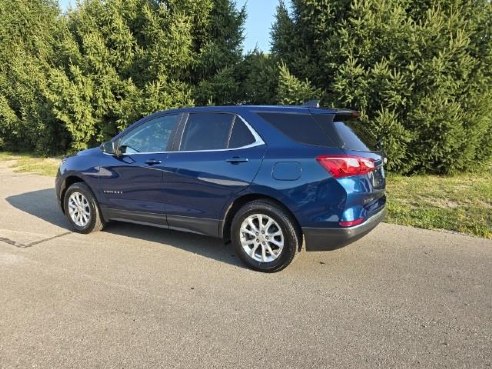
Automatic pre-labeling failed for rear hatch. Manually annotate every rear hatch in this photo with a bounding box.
[257,109,386,225]
[313,111,386,190]
[313,111,386,222]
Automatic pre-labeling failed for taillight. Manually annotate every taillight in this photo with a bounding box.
[316,155,375,178]
[339,218,365,227]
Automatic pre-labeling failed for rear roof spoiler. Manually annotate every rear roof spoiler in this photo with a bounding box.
[302,100,321,108]
[303,100,360,120]
[333,110,360,120]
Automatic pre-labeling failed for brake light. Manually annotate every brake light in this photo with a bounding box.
[316,155,375,178]
[339,218,365,227]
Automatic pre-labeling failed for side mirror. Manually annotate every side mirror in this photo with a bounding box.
[101,141,114,154]
[100,140,123,157]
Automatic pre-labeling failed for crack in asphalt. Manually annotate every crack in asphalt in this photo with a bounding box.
[0,231,72,248]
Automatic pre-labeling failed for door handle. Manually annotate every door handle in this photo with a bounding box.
[145,159,162,166]
[226,157,249,164]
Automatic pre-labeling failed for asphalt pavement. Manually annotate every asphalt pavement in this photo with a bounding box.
[0,159,491,368]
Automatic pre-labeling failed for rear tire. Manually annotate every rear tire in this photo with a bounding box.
[231,200,301,272]
[63,182,105,234]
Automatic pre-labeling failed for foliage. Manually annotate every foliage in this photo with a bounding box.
[0,0,246,152]
[46,0,197,151]
[277,62,321,105]
[232,50,278,105]
[192,0,246,105]
[1,0,492,175]
[271,0,492,174]
[0,0,66,154]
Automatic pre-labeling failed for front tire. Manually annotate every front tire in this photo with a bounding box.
[63,182,105,234]
[231,200,301,272]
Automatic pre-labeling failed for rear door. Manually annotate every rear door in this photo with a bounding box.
[162,112,266,234]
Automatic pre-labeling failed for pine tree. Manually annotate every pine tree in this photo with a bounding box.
[46,0,249,150]
[237,50,278,105]
[192,0,246,105]
[0,0,247,153]
[271,0,492,174]
[0,0,65,153]
[46,0,201,151]
[277,63,321,105]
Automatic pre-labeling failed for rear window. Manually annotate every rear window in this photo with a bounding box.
[315,115,377,152]
[333,122,373,152]
[257,112,339,147]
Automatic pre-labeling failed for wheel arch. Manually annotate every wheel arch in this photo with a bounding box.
[59,175,86,213]
[221,193,303,247]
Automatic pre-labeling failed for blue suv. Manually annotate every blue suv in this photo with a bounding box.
[55,105,386,272]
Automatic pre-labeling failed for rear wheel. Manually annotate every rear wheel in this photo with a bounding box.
[231,200,301,272]
[64,182,104,234]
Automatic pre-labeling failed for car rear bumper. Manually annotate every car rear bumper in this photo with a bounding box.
[302,208,386,251]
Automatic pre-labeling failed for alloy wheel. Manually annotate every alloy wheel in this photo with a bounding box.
[240,214,285,262]
[68,191,91,227]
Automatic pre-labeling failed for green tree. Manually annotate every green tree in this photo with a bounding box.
[276,62,321,105]
[46,0,195,151]
[47,0,249,151]
[233,50,278,104]
[272,0,492,174]
[0,0,248,153]
[192,0,246,105]
[0,0,66,153]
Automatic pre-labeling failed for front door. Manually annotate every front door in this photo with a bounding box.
[98,113,181,224]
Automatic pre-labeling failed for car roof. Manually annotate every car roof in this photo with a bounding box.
[161,105,356,115]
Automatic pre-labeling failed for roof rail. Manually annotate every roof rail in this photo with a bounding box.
[302,100,320,108]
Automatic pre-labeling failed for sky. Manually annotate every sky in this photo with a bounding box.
[58,0,284,53]
[237,0,280,52]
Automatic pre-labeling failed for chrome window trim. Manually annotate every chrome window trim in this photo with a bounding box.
[103,113,265,156]
[175,114,264,153]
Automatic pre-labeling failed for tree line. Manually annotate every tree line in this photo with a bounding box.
[0,0,491,174]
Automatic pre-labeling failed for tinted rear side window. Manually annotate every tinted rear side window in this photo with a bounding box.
[229,118,255,148]
[180,113,234,151]
[258,112,339,147]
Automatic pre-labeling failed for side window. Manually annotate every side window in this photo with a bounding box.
[229,118,256,148]
[120,114,179,154]
[180,113,234,151]
[258,112,339,147]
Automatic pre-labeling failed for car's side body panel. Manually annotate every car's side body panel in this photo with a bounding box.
[162,144,266,231]
[98,152,169,214]
[56,148,105,208]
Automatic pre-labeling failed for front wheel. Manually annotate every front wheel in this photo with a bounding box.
[231,200,301,272]
[63,182,105,234]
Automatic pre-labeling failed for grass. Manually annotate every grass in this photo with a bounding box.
[0,151,61,177]
[386,167,492,239]
[1,151,491,239]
